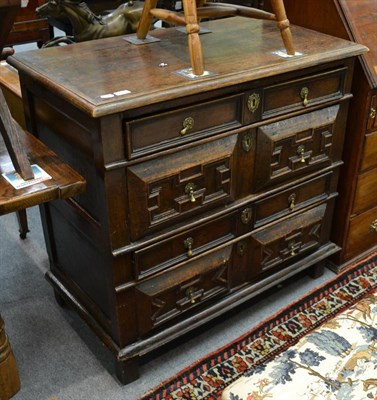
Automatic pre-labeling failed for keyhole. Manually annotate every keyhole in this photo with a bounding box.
[247,93,260,113]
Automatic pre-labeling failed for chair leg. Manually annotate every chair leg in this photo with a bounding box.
[182,0,204,75]
[16,209,29,239]
[136,0,159,39]
[269,0,295,55]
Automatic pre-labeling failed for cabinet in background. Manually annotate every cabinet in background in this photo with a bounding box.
[9,17,366,383]
[263,0,377,270]
[6,0,52,47]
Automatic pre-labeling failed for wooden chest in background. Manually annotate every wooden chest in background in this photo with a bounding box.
[8,17,366,383]
[6,0,51,47]
[263,0,377,270]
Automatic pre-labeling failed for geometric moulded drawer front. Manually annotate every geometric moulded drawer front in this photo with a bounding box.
[254,105,339,191]
[127,135,238,240]
[135,245,232,336]
[249,203,327,275]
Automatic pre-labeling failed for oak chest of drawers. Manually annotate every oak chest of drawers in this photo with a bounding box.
[263,0,377,270]
[9,17,366,383]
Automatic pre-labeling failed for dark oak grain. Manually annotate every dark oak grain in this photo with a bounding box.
[264,0,377,269]
[9,17,366,384]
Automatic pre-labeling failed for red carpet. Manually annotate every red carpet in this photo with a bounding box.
[141,251,377,400]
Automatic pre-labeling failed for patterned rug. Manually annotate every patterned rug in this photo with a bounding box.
[141,251,377,400]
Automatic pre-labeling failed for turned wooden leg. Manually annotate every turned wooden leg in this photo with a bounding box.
[0,315,20,400]
[182,0,204,75]
[115,356,140,385]
[136,0,159,39]
[269,0,295,55]
[16,209,29,240]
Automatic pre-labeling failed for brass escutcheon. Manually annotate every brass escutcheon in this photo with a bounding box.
[241,208,253,224]
[297,144,306,163]
[247,93,260,113]
[371,219,377,232]
[185,182,196,202]
[300,87,309,107]
[237,240,248,256]
[370,107,376,120]
[184,237,194,257]
[180,116,194,136]
[242,133,253,152]
[288,193,296,211]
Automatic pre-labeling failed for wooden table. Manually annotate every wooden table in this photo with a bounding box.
[1,2,84,395]
[0,114,85,399]
[0,62,24,130]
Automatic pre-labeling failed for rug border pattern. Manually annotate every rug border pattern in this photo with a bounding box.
[141,251,377,400]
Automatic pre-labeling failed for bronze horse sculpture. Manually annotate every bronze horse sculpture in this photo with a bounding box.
[36,0,144,45]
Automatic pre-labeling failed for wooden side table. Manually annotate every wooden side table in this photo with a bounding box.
[0,89,86,399]
[0,3,84,396]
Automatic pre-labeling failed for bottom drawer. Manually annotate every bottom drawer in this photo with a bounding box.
[248,203,329,278]
[344,206,377,261]
[135,245,233,336]
[134,202,333,337]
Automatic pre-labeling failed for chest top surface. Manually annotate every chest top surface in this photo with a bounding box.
[8,17,367,117]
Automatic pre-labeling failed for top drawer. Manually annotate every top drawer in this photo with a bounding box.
[124,94,243,159]
[262,67,346,119]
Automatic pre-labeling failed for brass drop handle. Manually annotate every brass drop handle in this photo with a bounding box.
[186,287,196,304]
[185,182,196,202]
[180,116,194,136]
[288,242,297,256]
[184,237,194,257]
[297,145,306,163]
[370,107,376,120]
[371,219,377,232]
[288,193,296,211]
[300,87,309,107]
